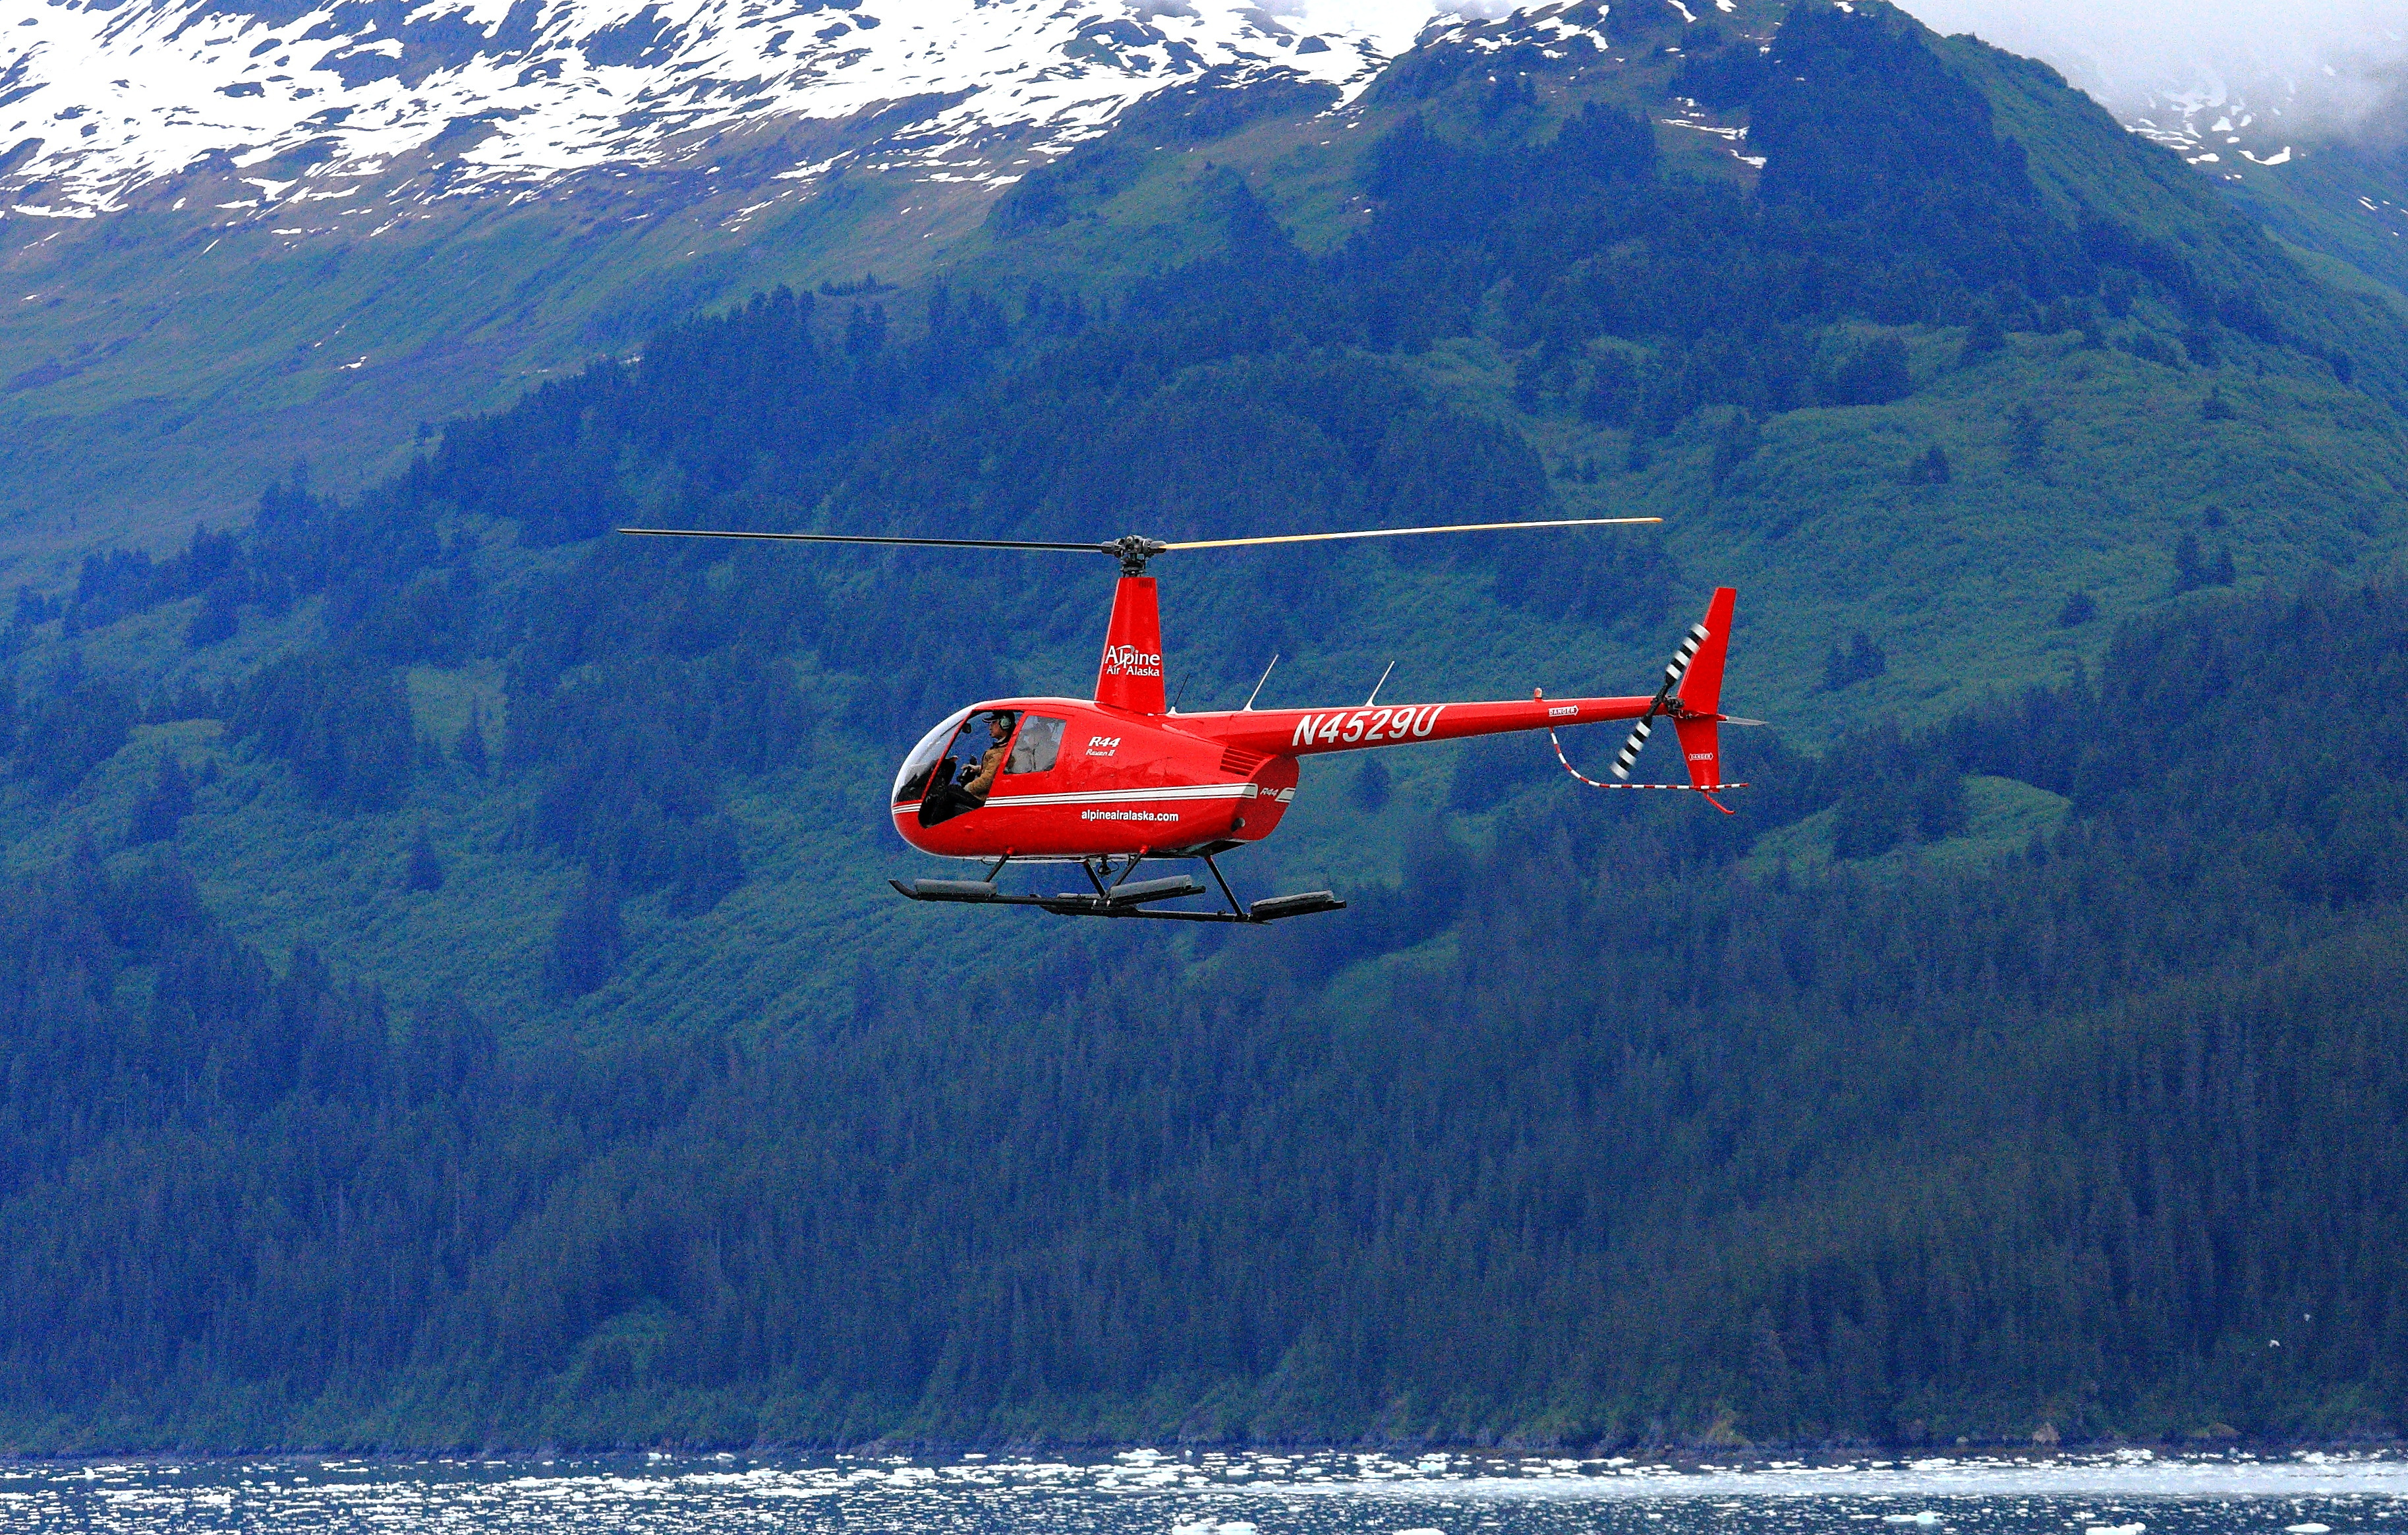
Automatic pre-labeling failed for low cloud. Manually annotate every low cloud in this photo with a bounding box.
[1891,0,2408,142]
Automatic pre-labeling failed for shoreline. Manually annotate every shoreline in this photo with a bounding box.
[3,1441,2404,1476]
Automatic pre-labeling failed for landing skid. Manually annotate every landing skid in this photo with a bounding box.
[889,853,1344,924]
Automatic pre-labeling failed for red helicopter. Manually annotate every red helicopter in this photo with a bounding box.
[622,519,1754,923]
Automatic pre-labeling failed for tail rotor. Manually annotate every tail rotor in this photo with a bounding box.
[1610,617,1711,781]
[1555,587,1756,813]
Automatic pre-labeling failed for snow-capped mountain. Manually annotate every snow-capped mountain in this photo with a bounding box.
[1,0,1437,217]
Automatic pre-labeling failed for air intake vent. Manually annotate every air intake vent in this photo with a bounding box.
[1220,745,1270,777]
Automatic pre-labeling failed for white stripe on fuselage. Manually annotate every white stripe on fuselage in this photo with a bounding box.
[894,782,1257,815]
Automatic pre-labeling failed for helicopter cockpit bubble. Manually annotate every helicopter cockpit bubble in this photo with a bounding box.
[892,707,974,807]
[913,709,1027,827]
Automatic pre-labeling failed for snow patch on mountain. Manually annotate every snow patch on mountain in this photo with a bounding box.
[0,0,1438,215]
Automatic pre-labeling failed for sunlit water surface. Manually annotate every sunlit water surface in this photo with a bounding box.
[2,1447,2401,1534]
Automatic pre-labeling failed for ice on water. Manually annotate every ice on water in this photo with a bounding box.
[0,1446,2399,1535]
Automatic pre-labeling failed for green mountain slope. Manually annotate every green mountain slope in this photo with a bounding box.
[2216,134,2408,320]
[5,0,2408,1452]
[10,0,2408,1031]
[0,153,996,590]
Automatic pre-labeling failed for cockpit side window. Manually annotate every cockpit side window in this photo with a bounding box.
[1006,716,1066,776]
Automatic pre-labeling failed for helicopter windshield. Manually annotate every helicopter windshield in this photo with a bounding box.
[892,707,973,805]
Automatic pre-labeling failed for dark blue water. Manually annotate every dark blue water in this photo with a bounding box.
[1,1447,2399,1534]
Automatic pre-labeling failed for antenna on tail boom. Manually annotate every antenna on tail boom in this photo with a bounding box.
[1242,654,1279,712]
[1365,660,1395,707]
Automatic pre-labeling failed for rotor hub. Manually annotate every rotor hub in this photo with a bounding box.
[1103,534,1170,577]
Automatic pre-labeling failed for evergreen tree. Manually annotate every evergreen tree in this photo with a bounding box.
[1959,308,2006,362]
[1711,409,1763,488]
[186,580,240,649]
[126,757,194,845]
[2009,402,2046,470]
[542,873,624,998]
[1354,757,1392,811]
[1822,631,1888,690]
[844,302,888,357]
[403,825,444,892]
[1827,336,1912,405]
[456,699,489,776]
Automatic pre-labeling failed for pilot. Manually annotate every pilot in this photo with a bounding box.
[918,711,1016,827]
[960,710,1018,798]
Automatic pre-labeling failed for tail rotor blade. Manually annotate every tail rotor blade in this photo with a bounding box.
[1655,621,1711,705]
[1617,620,1712,780]
[1610,717,1653,781]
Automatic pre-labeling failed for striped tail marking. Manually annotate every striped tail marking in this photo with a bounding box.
[1663,621,1710,692]
[1610,718,1653,780]
[1611,622,1710,781]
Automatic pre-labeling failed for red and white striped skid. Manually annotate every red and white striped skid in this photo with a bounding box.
[1549,730,1746,815]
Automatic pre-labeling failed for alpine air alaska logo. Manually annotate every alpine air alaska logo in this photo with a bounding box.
[1101,644,1162,678]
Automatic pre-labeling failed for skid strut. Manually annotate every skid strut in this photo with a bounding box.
[890,853,1342,923]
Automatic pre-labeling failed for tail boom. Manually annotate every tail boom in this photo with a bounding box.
[1186,693,1654,757]
[1172,586,1748,809]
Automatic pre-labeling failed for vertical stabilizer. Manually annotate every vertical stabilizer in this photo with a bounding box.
[1095,576,1167,714]
[1674,716,1724,790]
[1674,587,1735,719]
[1673,587,1736,791]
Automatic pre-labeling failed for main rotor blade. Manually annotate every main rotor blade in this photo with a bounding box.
[618,527,1104,553]
[1162,516,1661,552]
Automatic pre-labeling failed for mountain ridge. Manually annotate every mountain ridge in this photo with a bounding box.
[9,0,2406,590]
[2,0,1419,217]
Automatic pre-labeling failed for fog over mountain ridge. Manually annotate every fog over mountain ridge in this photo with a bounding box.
[1888,0,2408,145]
